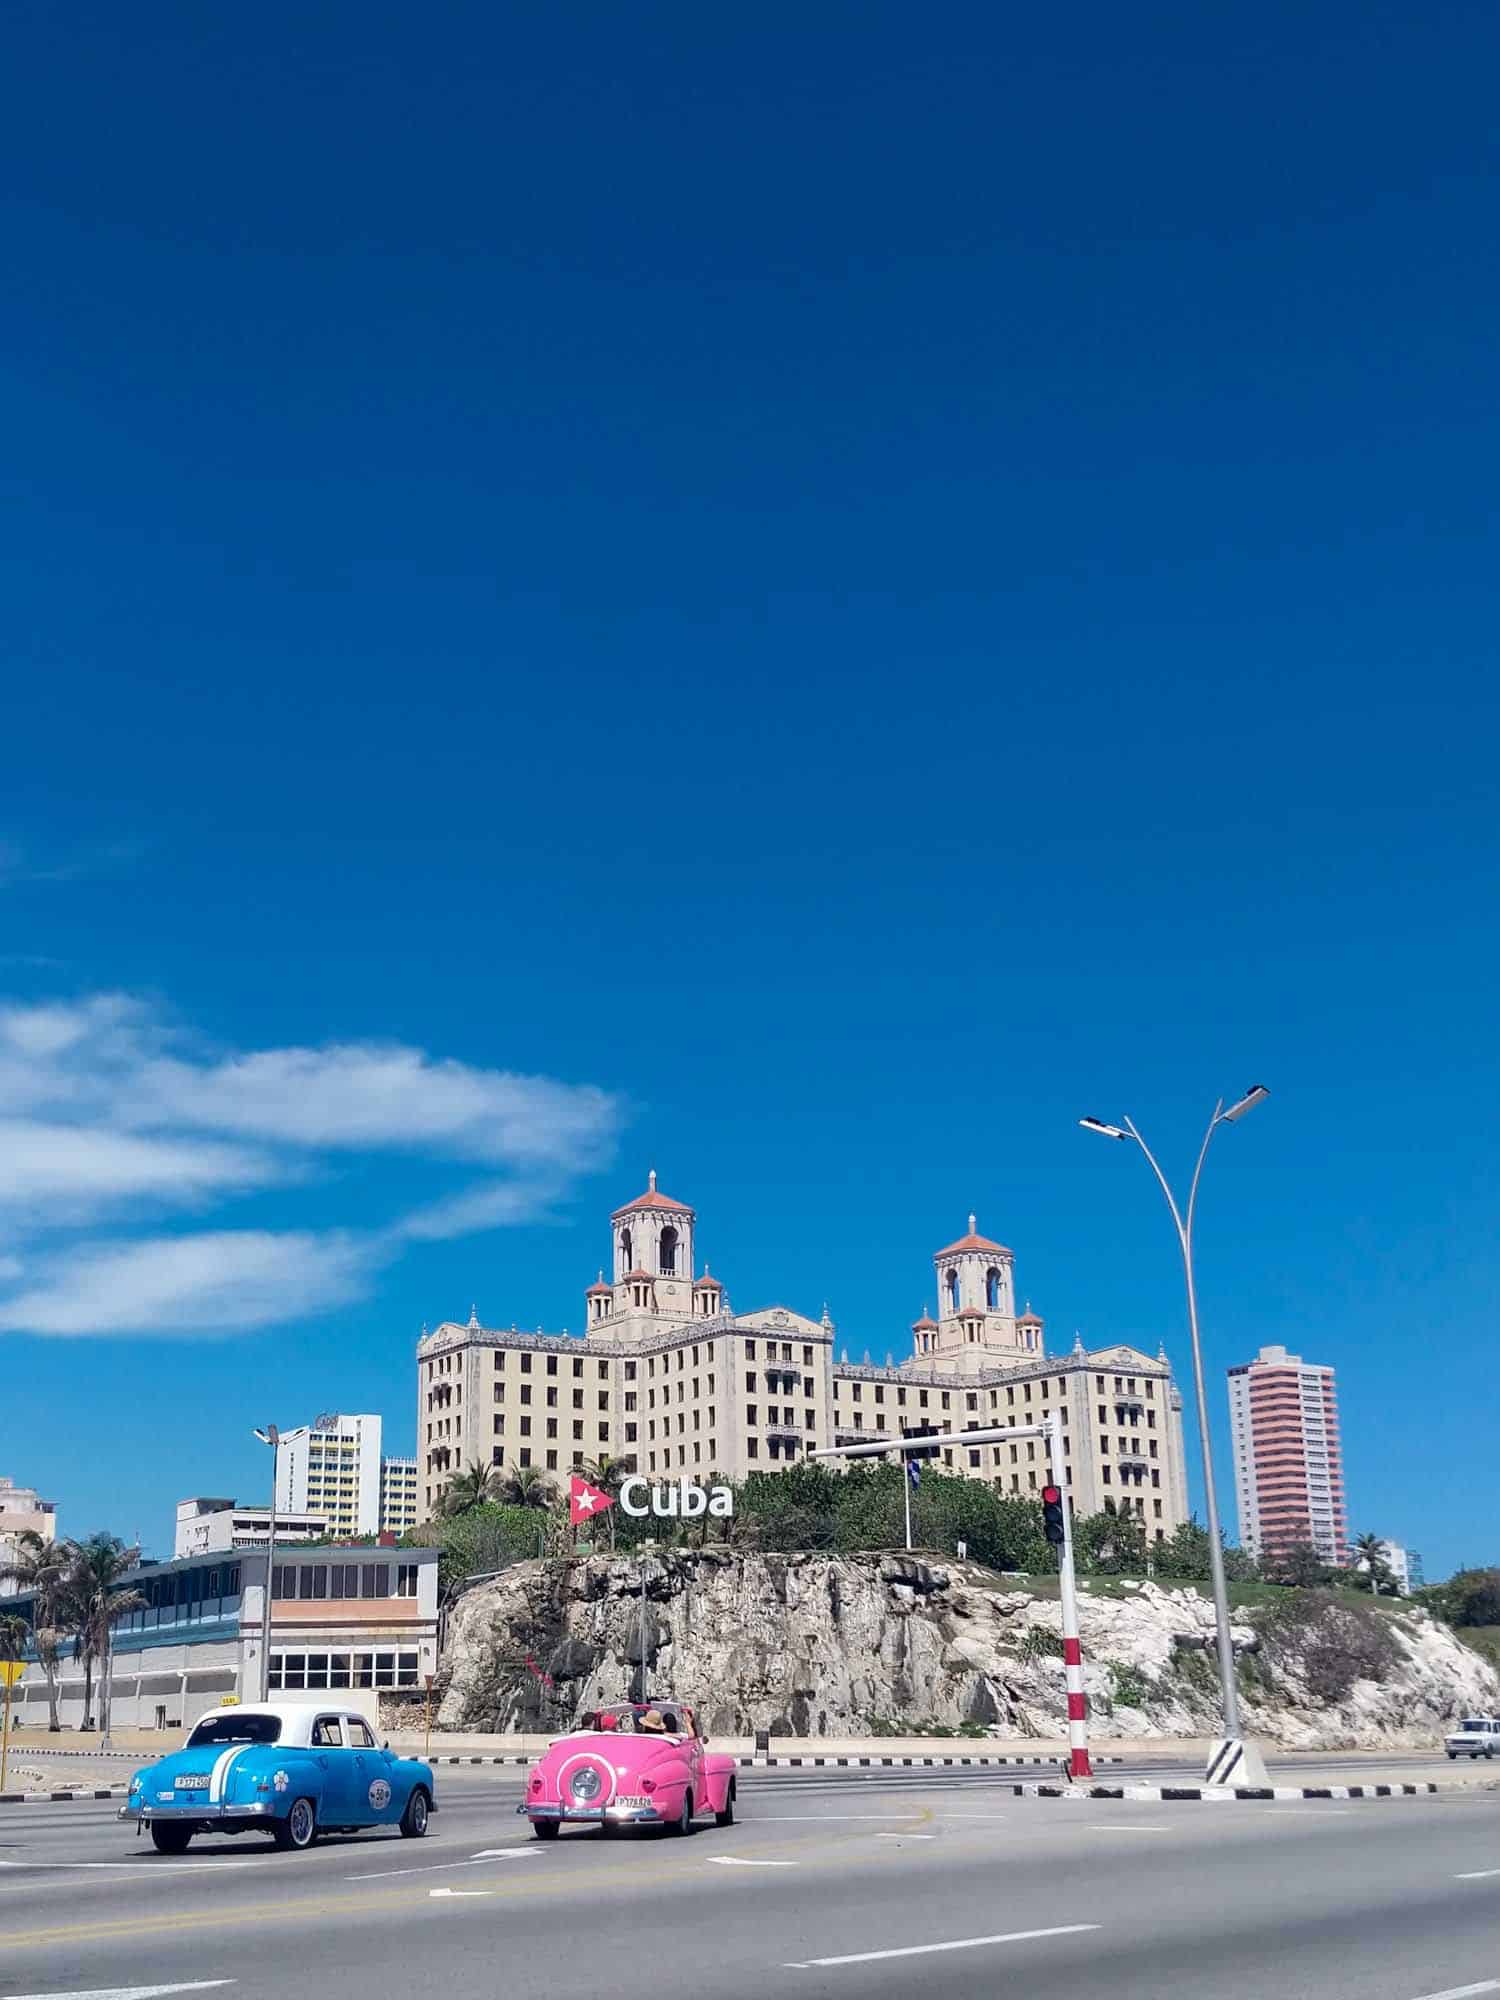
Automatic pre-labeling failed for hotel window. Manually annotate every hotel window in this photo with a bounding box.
[547,1356,558,1376]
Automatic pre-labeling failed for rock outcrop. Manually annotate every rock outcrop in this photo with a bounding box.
[436,1549,1498,1750]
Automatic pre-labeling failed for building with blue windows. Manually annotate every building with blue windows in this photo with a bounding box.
[4,1543,439,1734]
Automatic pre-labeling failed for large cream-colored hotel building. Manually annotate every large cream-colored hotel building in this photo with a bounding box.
[418,1175,1189,1537]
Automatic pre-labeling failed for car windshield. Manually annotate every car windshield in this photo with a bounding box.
[1458,1720,1490,1734]
[186,1713,282,1747]
[582,1703,692,1737]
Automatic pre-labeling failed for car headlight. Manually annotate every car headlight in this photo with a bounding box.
[570,1766,603,1802]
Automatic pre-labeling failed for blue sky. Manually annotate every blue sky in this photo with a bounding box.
[2,2,1496,1577]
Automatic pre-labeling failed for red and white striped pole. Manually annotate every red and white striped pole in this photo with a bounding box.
[1047,1413,1093,1781]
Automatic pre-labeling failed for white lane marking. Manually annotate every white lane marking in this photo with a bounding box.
[942,1813,1010,1819]
[755,1815,927,1822]
[1086,1825,1168,1834]
[707,1856,797,1867]
[783,1924,1100,1969]
[350,1850,541,1881]
[429,1887,490,1898]
[7,1986,235,2000]
[874,1832,935,1839]
[1454,1869,1500,1880]
[1266,1808,1351,1817]
[1408,1983,1500,2000]
[0,1860,259,1873]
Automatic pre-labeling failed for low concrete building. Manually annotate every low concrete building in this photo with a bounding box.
[4,1544,439,1733]
[173,1497,330,1558]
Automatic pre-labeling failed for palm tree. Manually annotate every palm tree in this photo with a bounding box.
[499,1463,555,1510]
[1351,1531,1393,1596]
[0,1531,69,1731]
[0,1612,27,1665]
[66,1534,145,1734]
[439,1460,501,1518]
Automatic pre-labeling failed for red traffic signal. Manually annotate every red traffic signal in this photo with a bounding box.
[1041,1483,1066,1548]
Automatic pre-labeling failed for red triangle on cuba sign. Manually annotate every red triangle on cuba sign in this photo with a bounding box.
[569,1473,615,1525]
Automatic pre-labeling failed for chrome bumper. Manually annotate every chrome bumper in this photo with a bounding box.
[519,1803,664,1825]
[119,1801,277,1823]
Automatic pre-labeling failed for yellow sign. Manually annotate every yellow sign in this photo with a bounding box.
[0,1662,24,1688]
[220,1694,240,1706]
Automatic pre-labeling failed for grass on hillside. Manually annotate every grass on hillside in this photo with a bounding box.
[987,1570,1412,1614]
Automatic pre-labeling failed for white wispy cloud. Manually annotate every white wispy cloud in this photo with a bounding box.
[0,1231,376,1336]
[0,992,621,1338]
[0,1119,275,1219]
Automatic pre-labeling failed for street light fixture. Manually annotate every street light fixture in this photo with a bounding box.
[252,1426,281,1704]
[1080,1087,1270,1786]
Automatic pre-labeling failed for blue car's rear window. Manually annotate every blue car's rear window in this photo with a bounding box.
[186,1714,282,1747]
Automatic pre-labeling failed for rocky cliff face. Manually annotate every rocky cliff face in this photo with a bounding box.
[436,1549,1498,1750]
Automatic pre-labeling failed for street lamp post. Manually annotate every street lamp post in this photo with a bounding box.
[253,1426,281,1704]
[1080,1085,1269,1787]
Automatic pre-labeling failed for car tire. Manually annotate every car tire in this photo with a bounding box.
[399,1788,431,1838]
[669,1791,694,1836]
[715,1784,735,1829]
[1448,1751,1457,1760]
[150,1823,193,1855]
[531,1818,560,1840]
[273,1798,318,1851]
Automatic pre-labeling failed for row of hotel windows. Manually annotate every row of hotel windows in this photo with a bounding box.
[270,1650,422,1690]
[269,1562,420,1600]
[426,1337,819,1382]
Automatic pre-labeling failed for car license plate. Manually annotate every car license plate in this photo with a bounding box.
[615,1795,651,1808]
[174,1774,211,1788]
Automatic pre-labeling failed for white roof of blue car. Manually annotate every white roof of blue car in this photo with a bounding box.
[188,1703,367,1747]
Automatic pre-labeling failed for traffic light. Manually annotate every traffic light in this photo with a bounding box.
[1041,1483,1066,1547]
[903,1423,942,1462]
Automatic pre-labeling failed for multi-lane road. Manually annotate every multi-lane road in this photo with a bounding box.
[2,1763,1498,2000]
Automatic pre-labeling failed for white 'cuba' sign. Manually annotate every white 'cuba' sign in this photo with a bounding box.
[619,1475,734,1519]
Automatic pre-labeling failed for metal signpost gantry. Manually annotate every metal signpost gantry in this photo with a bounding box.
[809,1415,1093,1780]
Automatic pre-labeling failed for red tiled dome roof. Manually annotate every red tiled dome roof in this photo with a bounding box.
[611,1170,694,1220]
[935,1214,1011,1259]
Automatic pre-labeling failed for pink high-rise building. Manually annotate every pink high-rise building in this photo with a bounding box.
[1227,1344,1346,1567]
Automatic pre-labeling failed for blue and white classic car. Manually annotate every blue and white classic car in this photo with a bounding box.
[120,1703,436,1854]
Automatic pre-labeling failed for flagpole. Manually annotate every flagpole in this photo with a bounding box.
[903,1459,913,1553]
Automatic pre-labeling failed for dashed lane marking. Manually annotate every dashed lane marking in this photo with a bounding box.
[706,1857,797,1868]
[783,1923,1101,1969]
[1408,1983,1500,2000]
[1454,1869,1500,1880]
[6,1986,235,2000]
[351,1849,542,1881]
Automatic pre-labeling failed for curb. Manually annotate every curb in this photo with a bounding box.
[1008,1781,1442,1803]
[0,1787,129,1804]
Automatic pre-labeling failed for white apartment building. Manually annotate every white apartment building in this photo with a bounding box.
[0,1475,57,1596]
[418,1176,1190,1539]
[275,1415,384,1538]
[379,1456,419,1536]
[173,1496,330,1558]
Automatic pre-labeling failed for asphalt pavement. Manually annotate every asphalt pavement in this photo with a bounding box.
[2,1765,1499,2000]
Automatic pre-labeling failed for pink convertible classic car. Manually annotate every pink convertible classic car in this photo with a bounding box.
[521,1699,737,1838]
